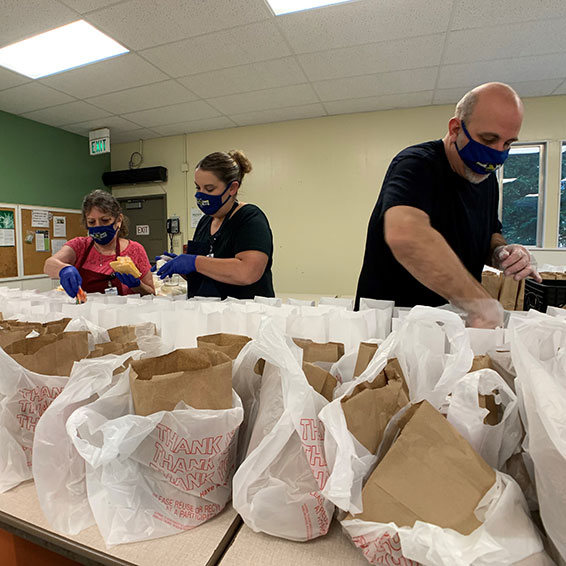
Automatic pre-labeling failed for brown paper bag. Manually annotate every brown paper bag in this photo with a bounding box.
[4,331,90,376]
[130,348,232,416]
[498,276,520,311]
[197,332,252,360]
[515,279,526,311]
[303,362,337,402]
[341,358,409,454]
[342,380,409,454]
[481,270,502,300]
[353,342,379,377]
[0,328,31,349]
[538,272,557,280]
[1,318,71,335]
[292,338,344,363]
[348,401,496,534]
[87,340,139,358]
[468,355,501,425]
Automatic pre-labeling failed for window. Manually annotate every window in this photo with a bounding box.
[499,143,545,247]
[559,143,566,247]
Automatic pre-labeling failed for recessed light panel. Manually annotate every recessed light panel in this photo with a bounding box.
[266,0,354,16]
[0,20,129,79]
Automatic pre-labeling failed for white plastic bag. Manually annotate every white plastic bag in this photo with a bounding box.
[512,314,566,561]
[232,318,334,541]
[446,368,522,470]
[343,472,543,566]
[67,373,243,546]
[322,307,473,516]
[0,347,67,493]
[33,352,140,534]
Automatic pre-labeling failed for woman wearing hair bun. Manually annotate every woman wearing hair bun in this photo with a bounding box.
[155,150,275,299]
[44,189,155,297]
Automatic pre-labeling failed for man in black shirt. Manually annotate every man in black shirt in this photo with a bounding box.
[355,82,540,327]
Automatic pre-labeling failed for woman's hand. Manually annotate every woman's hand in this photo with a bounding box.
[156,254,197,279]
[115,272,140,288]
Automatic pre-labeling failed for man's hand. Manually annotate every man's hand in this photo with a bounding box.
[458,298,504,329]
[493,244,542,282]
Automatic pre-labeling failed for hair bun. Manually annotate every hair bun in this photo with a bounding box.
[228,149,252,175]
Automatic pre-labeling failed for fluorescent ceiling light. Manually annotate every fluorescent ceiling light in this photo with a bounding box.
[266,0,354,16]
[0,20,128,79]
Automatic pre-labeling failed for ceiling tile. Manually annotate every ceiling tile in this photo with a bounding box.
[86,80,197,114]
[86,0,272,50]
[275,0,452,54]
[58,0,130,13]
[21,100,111,127]
[141,21,291,77]
[299,34,444,82]
[324,91,434,115]
[0,83,75,114]
[178,58,306,99]
[39,53,168,99]
[551,80,566,95]
[99,127,161,143]
[451,0,566,30]
[433,79,565,106]
[208,84,319,115]
[313,67,437,102]
[122,100,220,128]
[152,116,236,136]
[62,115,146,135]
[0,67,31,91]
[230,103,327,127]
[0,0,78,48]
[437,53,566,89]
[444,18,566,65]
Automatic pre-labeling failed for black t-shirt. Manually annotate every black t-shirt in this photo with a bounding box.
[355,140,501,308]
[187,203,275,299]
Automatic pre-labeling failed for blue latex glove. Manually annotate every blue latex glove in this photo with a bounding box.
[115,272,141,288]
[151,252,177,272]
[157,254,197,279]
[59,265,82,298]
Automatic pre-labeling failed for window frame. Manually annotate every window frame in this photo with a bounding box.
[497,141,547,248]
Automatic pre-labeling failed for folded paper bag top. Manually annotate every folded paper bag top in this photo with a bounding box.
[353,341,379,377]
[348,400,496,535]
[4,331,90,376]
[341,359,410,454]
[130,348,233,416]
[292,338,345,363]
[303,362,337,402]
[197,332,252,360]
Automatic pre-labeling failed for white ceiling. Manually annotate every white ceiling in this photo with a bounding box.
[2,0,566,143]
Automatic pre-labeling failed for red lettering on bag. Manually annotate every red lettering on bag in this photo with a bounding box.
[350,532,419,566]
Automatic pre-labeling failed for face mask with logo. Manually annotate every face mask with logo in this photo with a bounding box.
[455,121,510,175]
[195,181,234,215]
[88,223,118,245]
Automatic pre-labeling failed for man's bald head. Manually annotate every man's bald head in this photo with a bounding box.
[455,82,523,124]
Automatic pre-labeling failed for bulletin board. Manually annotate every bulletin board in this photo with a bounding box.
[0,204,18,279]
[19,205,83,277]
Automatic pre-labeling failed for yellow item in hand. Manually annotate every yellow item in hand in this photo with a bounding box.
[110,256,141,278]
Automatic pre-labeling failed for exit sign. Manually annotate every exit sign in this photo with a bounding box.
[89,128,110,156]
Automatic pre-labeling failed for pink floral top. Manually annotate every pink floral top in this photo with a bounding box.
[65,237,151,295]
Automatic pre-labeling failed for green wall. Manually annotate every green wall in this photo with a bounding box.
[0,110,110,209]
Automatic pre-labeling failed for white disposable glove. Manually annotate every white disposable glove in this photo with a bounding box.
[458,298,504,329]
[493,244,542,282]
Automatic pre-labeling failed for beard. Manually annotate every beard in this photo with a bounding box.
[462,166,490,184]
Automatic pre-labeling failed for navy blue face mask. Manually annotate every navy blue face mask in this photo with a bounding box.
[455,121,510,175]
[195,181,234,215]
[88,223,118,245]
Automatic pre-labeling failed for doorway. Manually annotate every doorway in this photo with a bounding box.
[117,195,167,266]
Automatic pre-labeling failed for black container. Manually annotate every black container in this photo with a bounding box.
[523,278,566,312]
